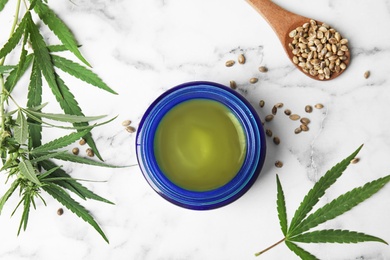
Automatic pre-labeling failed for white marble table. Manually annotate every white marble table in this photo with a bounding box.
[1,0,390,259]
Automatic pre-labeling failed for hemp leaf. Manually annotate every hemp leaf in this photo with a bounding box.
[255,145,390,259]
[33,0,91,67]
[0,0,9,12]
[0,0,120,242]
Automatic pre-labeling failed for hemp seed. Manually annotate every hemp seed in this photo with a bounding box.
[57,208,64,216]
[300,124,309,131]
[294,127,302,134]
[238,54,246,64]
[72,147,79,155]
[86,148,94,157]
[126,126,136,133]
[265,114,274,122]
[300,117,311,125]
[275,102,284,108]
[250,77,258,84]
[266,129,273,137]
[230,80,237,90]
[272,106,277,115]
[122,120,131,126]
[79,138,86,145]
[305,105,313,113]
[259,100,265,108]
[289,114,301,121]
[351,158,360,164]
[258,66,268,73]
[275,160,283,168]
[225,60,235,67]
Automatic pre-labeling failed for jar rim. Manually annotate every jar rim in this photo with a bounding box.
[136,81,266,210]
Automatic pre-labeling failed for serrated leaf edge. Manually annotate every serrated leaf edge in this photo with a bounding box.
[289,229,388,245]
[291,174,390,235]
[288,145,363,233]
[19,158,41,186]
[284,241,319,260]
[276,175,288,236]
[31,128,90,153]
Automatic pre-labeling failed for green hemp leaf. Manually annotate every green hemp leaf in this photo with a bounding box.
[0,0,120,242]
[255,145,390,259]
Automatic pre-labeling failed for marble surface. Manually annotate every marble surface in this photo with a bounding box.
[1,0,390,259]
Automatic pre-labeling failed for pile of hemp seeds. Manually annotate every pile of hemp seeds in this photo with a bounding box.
[288,19,349,80]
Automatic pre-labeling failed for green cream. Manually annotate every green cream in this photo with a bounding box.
[154,99,247,191]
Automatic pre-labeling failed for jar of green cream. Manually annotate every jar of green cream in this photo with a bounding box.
[136,81,266,210]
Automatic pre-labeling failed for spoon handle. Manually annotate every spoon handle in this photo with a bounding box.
[246,0,308,42]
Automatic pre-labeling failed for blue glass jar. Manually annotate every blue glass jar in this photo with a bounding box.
[136,81,266,210]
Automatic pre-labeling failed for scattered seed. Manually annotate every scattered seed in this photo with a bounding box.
[289,114,301,121]
[265,114,274,122]
[266,129,273,137]
[275,160,283,168]
[57,208,64,216]
[230,80,237,90]
[275,102,284,108]
[351,158,360,164]
[259,100,265,108]
[284,109,292,116]
[126,126,136,133]
[273,136,280,145]
[225,60,235,67]
[259,66,268,73]
[300,124,309,131]
[86,148,94,157]
[238,54,246,64]
[272,106,277,115]
[122,120,131,126]
[305,105,313,113]
[250,77,258,84]
[79,138,86,145]
[294,127,302,134]
[72,147,79,155]
[300,117,311,125]
[315,103,324,109]
[364,70,370,79]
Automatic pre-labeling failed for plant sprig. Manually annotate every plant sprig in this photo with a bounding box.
[255,145,390,259]
[0,0,119,242]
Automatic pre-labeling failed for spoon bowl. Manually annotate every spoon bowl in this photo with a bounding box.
[247,0,350,81]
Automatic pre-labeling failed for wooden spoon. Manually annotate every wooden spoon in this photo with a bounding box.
[246,0,350,81]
